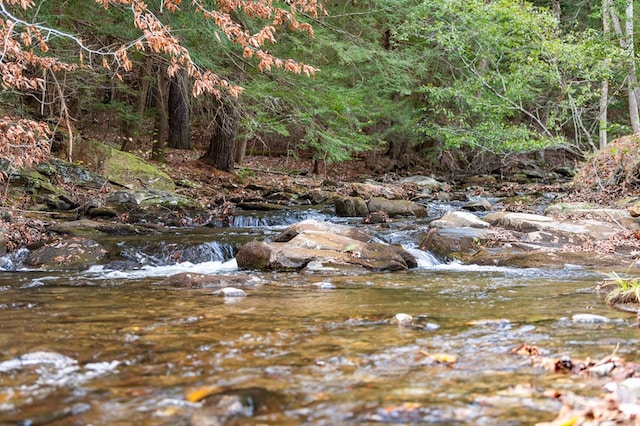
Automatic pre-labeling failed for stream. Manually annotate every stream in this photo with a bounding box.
[0,209,637,425]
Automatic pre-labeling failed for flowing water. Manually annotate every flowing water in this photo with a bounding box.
[0,211,637,425]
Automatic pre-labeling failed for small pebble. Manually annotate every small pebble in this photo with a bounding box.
[394,313,413,324]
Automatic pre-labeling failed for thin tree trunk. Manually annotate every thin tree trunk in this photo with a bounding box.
[122,60,152,152]
[551,0,561,23]
[151,63,170,162]
[623,1,640,133]
[599,0,610,149]
[607,0,640,133]
[168,68,192,150]
[234,138,247,165]
[200,95,239,172]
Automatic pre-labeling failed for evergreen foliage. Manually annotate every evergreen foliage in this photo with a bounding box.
[0,0,637,171]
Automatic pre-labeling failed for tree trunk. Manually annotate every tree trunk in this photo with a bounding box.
[551,0,561,23]
[623,1,640,134]
[122,62,152,152]
[168,68,192,150]
[607,0,640,134]
[234,138,247,165]
[200,95,239,172]
[599,0,610,149]
[151,63,170,162]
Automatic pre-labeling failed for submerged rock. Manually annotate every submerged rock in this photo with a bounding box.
[190,387,283,426]
[212,287,247,297]
[161,273,260,289]
[572,314,610,324]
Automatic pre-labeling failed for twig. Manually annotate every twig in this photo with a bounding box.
[234,166,295,176]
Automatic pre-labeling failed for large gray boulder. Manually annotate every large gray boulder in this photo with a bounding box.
[483,212,622,242]
[236,220,417,272]
[420,210,640,268]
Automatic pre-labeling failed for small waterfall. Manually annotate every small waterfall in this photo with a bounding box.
[231,215,272,227]
[180,241,235,263]
[231,208,331,228]
[0,248,29,271]
[405,246,442,268]
[118,240,235,267]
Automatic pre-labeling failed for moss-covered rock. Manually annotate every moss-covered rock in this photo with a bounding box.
[74,139,175,191]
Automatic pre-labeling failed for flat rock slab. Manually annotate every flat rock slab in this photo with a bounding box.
[236,220,417,272]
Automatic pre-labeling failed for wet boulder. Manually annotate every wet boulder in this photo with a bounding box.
[367,197,428,218]
[236,220,416,272]
[25,237,109,270]
[419,226,501,263]
[306,189,341,205]
[334,196,369,217]
[483,211,622,243]
[462,197,493,212]
[429,211,490,229]
[348,182,406,200]
[399,175,446,192]
[420,209,640,268]
[273,219,371,243]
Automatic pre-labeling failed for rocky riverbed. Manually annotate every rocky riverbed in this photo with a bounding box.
[3,143,640,425]
[2,146,640,272]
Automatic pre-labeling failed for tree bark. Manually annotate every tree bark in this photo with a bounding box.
[122,61,152,152]
[234,138,247,165]
[151,63,170,162]
[623,1,640,134]
[551,0,561,23]
[599,0,610,149]
[607,0,640,134]
[168,68,192,150]
[200,95,239,172]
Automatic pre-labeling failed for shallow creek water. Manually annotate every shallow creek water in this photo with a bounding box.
[0,214,638,425]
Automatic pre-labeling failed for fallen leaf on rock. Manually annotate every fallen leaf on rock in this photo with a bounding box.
[185,385,223,403]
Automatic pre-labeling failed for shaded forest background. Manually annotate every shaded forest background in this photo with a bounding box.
[1,0,639,179]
